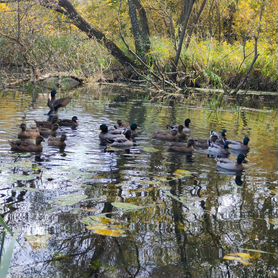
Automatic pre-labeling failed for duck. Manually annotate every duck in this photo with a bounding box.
[168,139,195,153]
[168,118,191,135]
[226,136,250,152]
[47,89,71,115]
[207,141,230,157]
[58,116,79,128]
[109,129,134,148]
[193,135,219,149]
[182,118,191,134]
[217,153,245,171]
[39,123,59,137]
[210,129,227,146]
[99,124,125,145]
[153,129,179,141]
[35,116,58,129]
[18,123,40,140]
[9,136,44,152]
[48,134,67,148]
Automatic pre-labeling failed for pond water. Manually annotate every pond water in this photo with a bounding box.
[0,86,278,278]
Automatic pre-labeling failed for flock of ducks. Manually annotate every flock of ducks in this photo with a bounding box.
[8,90,250,173]
[99,118,250,172]
[9,89,78,152]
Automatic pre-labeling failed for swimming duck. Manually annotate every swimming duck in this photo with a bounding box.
[58,116,79,128]
[194,135,218,149]
[168,118,191,135]
[182,118,191,134]
[47,89,71,115]
[168,139,195,153]
[217,153,245,171]
[207,141,230,157]
[210,129,227,146]
[226,136,250,152]
[99,124,125,145]
[39,123,59,137]
[109,129,134,148]
[35,116,58,129]
[153,129,179,141]
[48,134,67,148]
[9,136,44,152]
[18,123,40,140]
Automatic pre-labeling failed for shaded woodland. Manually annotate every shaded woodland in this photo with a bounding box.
[0,0,277,93]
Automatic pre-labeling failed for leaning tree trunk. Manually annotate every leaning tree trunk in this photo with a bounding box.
[40,0,135,67]
[172,0,196,82]
[128,0,151,62]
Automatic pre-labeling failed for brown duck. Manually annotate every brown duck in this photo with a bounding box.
[35,116,58,129]
[39,123,59,137]
[58,116,78,128]
[18,123,40,140]
[9,136,44,152]
[47,89,71,115]
[48,134,67,148]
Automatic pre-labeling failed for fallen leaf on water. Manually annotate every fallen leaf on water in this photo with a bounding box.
[90,228,126,237]
[54,194,87,206]
[173,169,192,178]
[143,147,159,153]
[223,252,260,266]
[25,234,51,250]
[112,202,144,211]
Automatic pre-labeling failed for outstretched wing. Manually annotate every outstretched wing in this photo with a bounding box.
[53,97,71,110]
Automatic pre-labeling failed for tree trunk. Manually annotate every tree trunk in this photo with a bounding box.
[172,0,195,82]
[41,0,135,67]
[128,0,151,62]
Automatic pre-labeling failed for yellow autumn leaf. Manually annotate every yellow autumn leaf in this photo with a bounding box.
[174,169,192,178]
[92,229,126,237]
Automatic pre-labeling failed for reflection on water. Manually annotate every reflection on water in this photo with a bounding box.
[0,86,278,278]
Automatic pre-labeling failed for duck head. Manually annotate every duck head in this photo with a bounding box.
[60,134,67,142]
[243,136,250,146]
[72,116,78,122]
[20,123,27,131]
[187,139,195,147]
[100,124,108,133]
[221,129,227,138]
[237,153,245,164]
[130,123,137,131]
[184,118,191,128]
[52,123,59,131]
[50,89,57,98]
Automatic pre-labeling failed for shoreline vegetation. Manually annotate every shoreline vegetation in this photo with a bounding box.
[0,0,277,95]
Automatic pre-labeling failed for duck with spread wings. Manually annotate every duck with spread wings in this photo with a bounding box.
[47,89,71,117]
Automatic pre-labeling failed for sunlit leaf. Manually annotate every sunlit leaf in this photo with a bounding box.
[173,169,192,178]
[143,147,159,153]
[54,194,87,206]
[90,228,126,237]
[25,234,51,250]
[223,252,257,266]
[112,202,144,211]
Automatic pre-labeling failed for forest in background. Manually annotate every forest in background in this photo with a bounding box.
[0,0,277,93]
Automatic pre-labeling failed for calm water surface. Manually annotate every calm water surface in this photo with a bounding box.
[0,86,278,278]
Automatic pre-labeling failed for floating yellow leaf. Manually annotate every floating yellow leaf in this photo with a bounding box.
[173,169,192,178]
[223,253,255,266]
[92,229,126,237]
